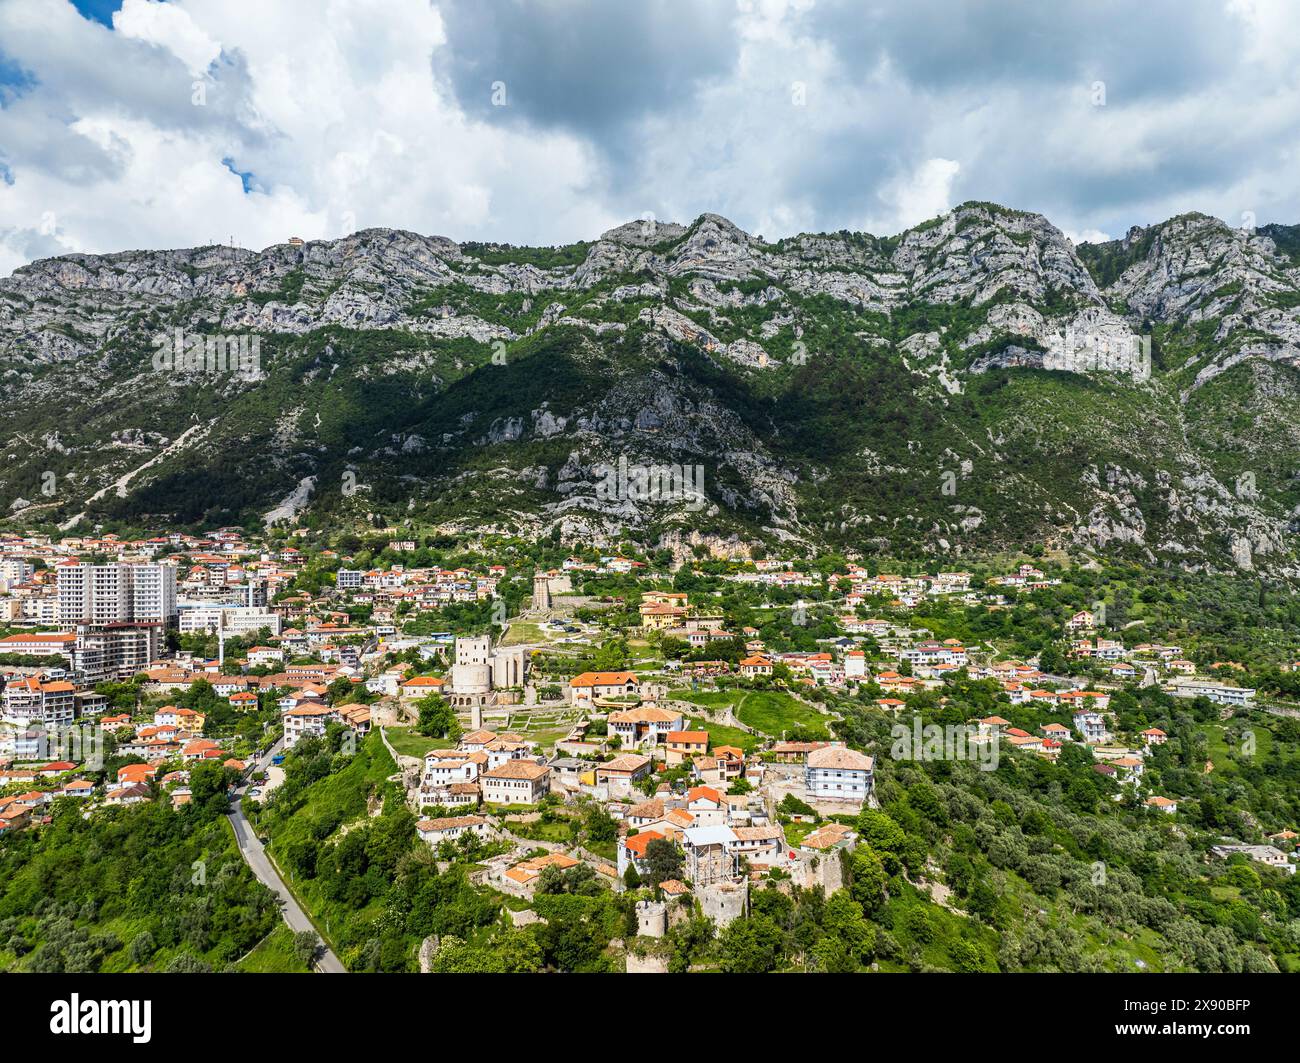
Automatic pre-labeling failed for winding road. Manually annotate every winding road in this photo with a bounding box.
[227,739,347,974]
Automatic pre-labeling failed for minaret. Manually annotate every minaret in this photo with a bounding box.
[532,572,552,612]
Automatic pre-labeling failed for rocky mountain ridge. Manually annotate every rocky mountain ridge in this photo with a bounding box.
[1,202,1298,571]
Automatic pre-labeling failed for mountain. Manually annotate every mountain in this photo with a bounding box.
[2,202,1299,571]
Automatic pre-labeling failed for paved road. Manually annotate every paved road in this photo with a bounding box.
[228,740,347,974]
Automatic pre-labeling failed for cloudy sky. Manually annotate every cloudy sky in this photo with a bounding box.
[1,0,1298,276]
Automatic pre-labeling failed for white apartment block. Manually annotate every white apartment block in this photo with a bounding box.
[178,606,283,637]
[0,558,34,590]
[57,563,177,626]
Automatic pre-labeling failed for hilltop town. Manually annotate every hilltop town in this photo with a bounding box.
[1,527,1299,974]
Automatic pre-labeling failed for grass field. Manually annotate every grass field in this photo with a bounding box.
[673,687,829,739]
[734,691,830,739]
[688,716,759,753]
[384,727,455,758]
[1202,720,1274,774]
[502,621,549,646]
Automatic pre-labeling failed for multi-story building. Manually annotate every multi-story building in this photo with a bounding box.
[805,745,875,803]
[480,760,551,805]
[1,677,76,727]
[177,606,283,637]
[56,563,177,683]
[0,631,77,659]
[336,569,364,590]
[0,558,34,590]
[58,562,177,626]
[69,626,161,683]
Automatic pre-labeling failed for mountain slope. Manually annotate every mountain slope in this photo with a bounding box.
[1,203,1298,571]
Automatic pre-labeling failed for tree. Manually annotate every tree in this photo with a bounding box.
[583,803,618,845]
[778,793,817,818]
[293,931,321,967]
[719,914,783,973]
[128,931,156,967]
[849,847,889,913]
[821,890,875,963]
[415,694,461,740]
[642,838,685,887]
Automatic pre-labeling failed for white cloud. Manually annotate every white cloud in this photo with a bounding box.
[113,0,221,78]
[886,158,961,232]
[0,0,1299,276]
[1064,228,1114,246]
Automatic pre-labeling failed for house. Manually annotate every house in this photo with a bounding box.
[844,650,867,680]
[1111,755,1144,782]
[417,815,492,847]
[1066,610,1095,631]
[281,704,336,748]
[685,785,727,827]
[596,753,653,799]
[569,671,640,709]
[1141,727,1168,747]
[116,763,156,786]
[606,706,683,748]
[1073,709,1109,744]
[770,740,829,763]
[400,675,446,701]
[625,798,666,828]
[738,655,773,678]
[619,829,668,880]
[800,822,857,854]
[181,739,224,763]
[665,730,709,766]
[501,853,582,896]
[1168,679,1255,707]
[154,706,206,732]
[61,778,95,799]
[480,760,551,805]
[0,804,32,833]
[1146,796,1178,814]
[247,645,284,666]
[421,753,482,797]
[105,783,152,806]
[1209,844,1295,875]
[805,745,874,803]
[729,825,785,868]
[975,716,1011,739]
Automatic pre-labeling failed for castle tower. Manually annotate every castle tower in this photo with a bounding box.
[532,572,552,612]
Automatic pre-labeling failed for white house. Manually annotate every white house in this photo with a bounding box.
[805,745,874,803]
